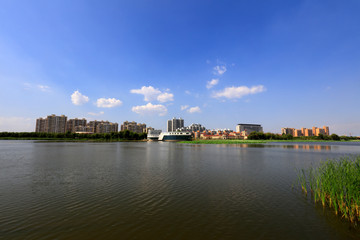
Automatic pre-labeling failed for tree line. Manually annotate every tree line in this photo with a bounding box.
[247,132,354,141]
[0,130,147,140]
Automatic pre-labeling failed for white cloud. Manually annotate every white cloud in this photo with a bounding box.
[213,65,227,75]
[206,79,219,89]
[213,85,266,99]
[0,117,34,132]
[37,85,51,92]
[132,103,167,116]
[187,106,201,113]
[71,90,89,105]
[96,98,122,108]
[23,83,51,92]
[88,111,104,116]
[181,105,189,110]
[130,86,174,103]
[157,92,174,102]
[130,86,161,101]
[185,90,191,95]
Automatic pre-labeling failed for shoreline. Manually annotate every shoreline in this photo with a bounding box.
[178,139,360,144]
[0,137,147,142]
[1,138,359,144]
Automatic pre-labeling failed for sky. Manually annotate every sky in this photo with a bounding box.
[0,0,359,135]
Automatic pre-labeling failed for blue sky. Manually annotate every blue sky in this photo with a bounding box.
[0,0,359,135]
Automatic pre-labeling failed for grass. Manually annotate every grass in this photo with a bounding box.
[297,155,360,224]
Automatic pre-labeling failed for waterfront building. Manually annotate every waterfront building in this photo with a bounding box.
[35,114,67,133]
[74,125,93,134]
[35,118,46,132]
[301,128,306,136]
[199,131,243,140]
[75,120,118,134]
[304,129,313,137]
[158,131,192,141]
[146,127,154,133]
[236,124,263,134]
[121,121,147,133]
[167,117,184,132]
[281,128,295,136]
[294,129,302,137]
[66,118,87,133]
[281,126,330,137]
[96,121,118,133]
[147,129,162,141]
[88,120,100,133]
[323,126,330,135]
[177,123,206,132]
[46,114,67,133]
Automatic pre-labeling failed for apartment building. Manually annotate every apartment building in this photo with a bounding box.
[282,126,330,137]
[96,121,119,134]
[35,118,46,132]
[167,117,184,132]
[281,128,295,136]
[121,121,147,133]
[35,114,67,133]
[66,118,87,133]
[77,120,119,134]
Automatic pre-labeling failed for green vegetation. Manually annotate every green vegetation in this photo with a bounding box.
[297,156,360,224]
[248,132,294,140]
[0,130,147,141]
[247,132,349,141]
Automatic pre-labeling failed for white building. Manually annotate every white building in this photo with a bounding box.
[236,124,263,134]
[167,117,184,132]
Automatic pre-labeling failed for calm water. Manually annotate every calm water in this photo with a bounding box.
[1,141,360,239]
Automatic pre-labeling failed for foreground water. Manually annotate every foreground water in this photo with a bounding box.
[1,141,360,239]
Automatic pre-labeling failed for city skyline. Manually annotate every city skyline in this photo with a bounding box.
[1,1,360,135]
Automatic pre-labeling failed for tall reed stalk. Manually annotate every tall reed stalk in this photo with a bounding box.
[297,155,360,224]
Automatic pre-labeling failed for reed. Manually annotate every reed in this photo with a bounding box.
[297,155,360,224]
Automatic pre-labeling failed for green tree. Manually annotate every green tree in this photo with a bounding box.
[330,134,340,141]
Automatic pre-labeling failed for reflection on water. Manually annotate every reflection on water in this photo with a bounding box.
[198,143,333,151]
[0,141,360,239]
[282,144,331,151]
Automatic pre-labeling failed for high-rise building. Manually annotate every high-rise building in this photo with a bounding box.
[312,126,317,135]
[294,129,302,137]
[304,129,313,137]
[281,126,330,137]
[35,114,67,133]
[177,123,206,132]
[301,128,306,136]
[121,121,146,133]
[323,126,330,135]
[281,128,295,135]
[96,121,118,133]
[75,120,118,134]
[35,118,46,132]
[46,115,67,133]
[167,117,184,132]
[66,118,87,133]
[88,121,100,133]
[236,124,263,134]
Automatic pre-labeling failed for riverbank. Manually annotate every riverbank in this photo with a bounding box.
[0,137,147,142]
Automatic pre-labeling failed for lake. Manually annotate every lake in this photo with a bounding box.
[1,140,360,239]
